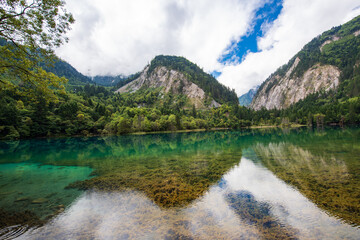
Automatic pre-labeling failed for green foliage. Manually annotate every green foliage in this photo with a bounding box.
[42,59,92,86]
[92,75,126,86]
[0,0,74,101]
[0,0,74,50]
[0,80,256,139]
[147,55,238,105]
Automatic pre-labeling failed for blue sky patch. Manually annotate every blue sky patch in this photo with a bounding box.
[219,0,283,65]
[211,70,222,78]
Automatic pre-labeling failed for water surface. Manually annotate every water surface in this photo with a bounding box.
[0,128,359,239]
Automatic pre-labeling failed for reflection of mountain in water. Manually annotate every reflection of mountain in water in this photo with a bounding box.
[252,142,360,225]
[226,191,298,239]
[19,154,360,240]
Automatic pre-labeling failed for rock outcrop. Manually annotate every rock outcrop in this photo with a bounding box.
[116,66,220,109]
[251,59,340,110]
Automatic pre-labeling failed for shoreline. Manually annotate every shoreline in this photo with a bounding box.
[249,124,307,129]
[2,124,353,141]
[128,128,230,135]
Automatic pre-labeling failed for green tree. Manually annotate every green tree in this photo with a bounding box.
[192,104,197,117]
[0,0,74,101]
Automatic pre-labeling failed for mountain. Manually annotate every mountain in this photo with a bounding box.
[251,15,360,110]
[42,59,93,86]
[92,75,126,86]
[115,55,238,108]
[41,54,107,88]
[239,85,259,106]
[0,38,92,86]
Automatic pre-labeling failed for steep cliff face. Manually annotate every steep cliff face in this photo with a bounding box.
[251,60,340,110]
[251,15,360,110]
[116,65,220,108]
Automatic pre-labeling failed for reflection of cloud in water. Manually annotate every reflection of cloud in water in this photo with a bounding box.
[18,156,360,240]
[224,157,359,239]
[19,190,260,239]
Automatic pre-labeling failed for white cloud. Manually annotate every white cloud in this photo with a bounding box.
[57,0,360,96]
[218,0,360,95]
[57,0,265,76]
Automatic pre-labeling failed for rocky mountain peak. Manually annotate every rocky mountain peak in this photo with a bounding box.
[251,15,360,110]
[115,64,220,109]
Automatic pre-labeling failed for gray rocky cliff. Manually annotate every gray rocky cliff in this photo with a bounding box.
[250,58,341,110]
[115,66,220,108]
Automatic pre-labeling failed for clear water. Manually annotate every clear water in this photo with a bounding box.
[0,127,359,239]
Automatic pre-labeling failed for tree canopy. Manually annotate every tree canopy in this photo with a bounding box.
[0,0,74,102]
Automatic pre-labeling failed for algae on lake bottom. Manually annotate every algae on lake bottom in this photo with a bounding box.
[69,150,242,207]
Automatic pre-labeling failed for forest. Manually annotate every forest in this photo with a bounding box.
[1,77,359,140]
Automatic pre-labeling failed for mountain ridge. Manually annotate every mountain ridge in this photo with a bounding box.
[42,58,92,86]
[251,15,360,110]
[115,55,238,108]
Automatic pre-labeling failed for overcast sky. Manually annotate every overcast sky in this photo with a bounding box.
[56,0,360,96]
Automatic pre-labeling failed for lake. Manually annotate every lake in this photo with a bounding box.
[0,127,359,239]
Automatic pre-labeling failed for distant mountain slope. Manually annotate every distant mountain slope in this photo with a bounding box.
[251,15,360,110]
[239,86,259,106]
[115,55,238,108]
[0,38,92,86]
[92,75,126,86]
[42,59,92,86]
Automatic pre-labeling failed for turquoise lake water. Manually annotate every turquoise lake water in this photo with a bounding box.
[0,127,359,239]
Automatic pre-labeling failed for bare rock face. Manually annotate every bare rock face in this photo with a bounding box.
[115,66,219,109]
[250,59,340,110]
[320,36,340,52]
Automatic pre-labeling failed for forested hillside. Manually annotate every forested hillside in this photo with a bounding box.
[92,75,126,86]
[0,81,254,139]
[145,55,239,105]
[42,59,92,86]
[252,15,360,111]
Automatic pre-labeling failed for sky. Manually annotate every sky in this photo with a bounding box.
[56,0,360,96]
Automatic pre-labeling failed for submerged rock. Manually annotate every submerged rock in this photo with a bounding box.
[31,198,48,204]
[15,197,29,202]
